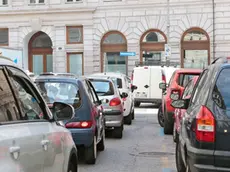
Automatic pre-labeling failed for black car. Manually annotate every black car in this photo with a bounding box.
[35,75,105,164]
[172,57,230,172]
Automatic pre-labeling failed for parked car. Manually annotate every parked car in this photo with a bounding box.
[158,69,202,134]
[172,57,230,172]
[172,76,199,142]
[91,72,137,124]
[88,76,126,138]
[35,75,105,164]
[0,57,78,172]
[25,70,37,82]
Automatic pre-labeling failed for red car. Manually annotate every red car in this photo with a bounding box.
[173,76,199,142]
[158,69,202,134]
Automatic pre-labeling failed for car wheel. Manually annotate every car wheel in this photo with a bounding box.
[113,126,123,138]
[173,122,178,143]
[157,105,164,127]
[85,136,97,164]
[97,129,105,151]
[134,102,140,107]
[124,113,132,125]
[67,157,77,172]
[132,110,135,120]
[176,141,186,172]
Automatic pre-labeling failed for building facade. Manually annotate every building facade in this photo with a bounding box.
[0,0,229,76]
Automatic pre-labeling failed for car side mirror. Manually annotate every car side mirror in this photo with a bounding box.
[121,92,128,98]
[131,85,137,92]
[170,92,180,100]
[52,102,74,121]
[159,82,167,90]
[171,99,190,109]
[97,100,102,105]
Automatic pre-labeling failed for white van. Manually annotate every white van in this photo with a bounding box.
[131,66,162,107]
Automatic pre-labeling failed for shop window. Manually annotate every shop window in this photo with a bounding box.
[67,53,83,75]
[0,28,8,46]
[66,26,83,44]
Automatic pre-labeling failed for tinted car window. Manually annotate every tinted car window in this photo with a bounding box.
[213,68,230,110]
[36,81,81,109]
[178,73,200,87]
[90,79,114,96]
[182,80,194,99]
[0,69,20,122]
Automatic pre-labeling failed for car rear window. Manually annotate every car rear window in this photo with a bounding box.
[90,79,114,96]
[35,81,81,109]
[213,68,230,110]
[178,73,200,87]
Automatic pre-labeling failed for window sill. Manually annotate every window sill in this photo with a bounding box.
[28,3,45,6]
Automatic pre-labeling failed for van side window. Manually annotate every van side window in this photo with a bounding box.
[0,69,20,122]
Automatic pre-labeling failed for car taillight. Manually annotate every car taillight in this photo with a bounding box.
[109,97,121,106]
[196,106,215,143]
[162,74,166,83]
[65,121,93,128]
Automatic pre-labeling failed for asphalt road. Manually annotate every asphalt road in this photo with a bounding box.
[79,104,177,172]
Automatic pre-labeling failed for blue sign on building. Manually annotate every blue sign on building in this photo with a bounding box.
[120,52,136,56]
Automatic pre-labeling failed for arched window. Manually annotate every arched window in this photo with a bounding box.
[101,31,127,74]
[140,29,167,64]
[28,31,53,75]
[181,27,210,69]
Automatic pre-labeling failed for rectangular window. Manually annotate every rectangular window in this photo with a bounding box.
[30,0,45,4]
[66,26,83,44]
[66,0,82,2]
[0,28,8,46]
[1,0,8,5]
[67,53,83,75]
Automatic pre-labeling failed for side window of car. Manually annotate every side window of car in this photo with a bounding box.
[0,68,20,122]
[191,70,208,104]
[85,81,96,103]
[182,80,193,99]
[7,67,46,120]
[87,81,99,103]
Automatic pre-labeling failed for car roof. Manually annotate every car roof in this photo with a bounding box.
[92,72,126,78]
[87,75,114,82]
[35,75,80,82]
[175,68,202,74]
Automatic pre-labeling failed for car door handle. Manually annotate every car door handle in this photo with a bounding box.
[9,146,20,153]
[9,146,20,160]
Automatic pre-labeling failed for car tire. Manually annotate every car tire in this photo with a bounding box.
[176,142,186,172]
[67,156,78,172]
[173,122,179,143]
[134,102,140,107]
[157,105,164,127]
[124,113,132,125]
[97,129,105,151]
[85,136,97,164]
[113,126,123,138]
[132,110,135,120]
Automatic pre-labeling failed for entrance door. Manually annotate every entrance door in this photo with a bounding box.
[32,54,53,75]
[29,32,53,75]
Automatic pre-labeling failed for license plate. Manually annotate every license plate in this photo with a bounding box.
[136,93,147,98]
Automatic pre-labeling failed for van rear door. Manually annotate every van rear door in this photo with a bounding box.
[149,66,162,100]
[133,66,150,99]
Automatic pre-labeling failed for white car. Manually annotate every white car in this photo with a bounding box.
[91,72,136,125]
[0,57,78,172]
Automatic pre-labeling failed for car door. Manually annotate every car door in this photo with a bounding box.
[87,80,104,142]
[2,66,49,172]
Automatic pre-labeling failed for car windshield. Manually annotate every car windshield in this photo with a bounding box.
[90,80,114,96]
[35,81,81,109]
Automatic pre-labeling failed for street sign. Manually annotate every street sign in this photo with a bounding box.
[165,44,171,57]
[120,52,136,56]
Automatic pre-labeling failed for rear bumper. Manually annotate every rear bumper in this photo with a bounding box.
[69,128,94,147]
[134,98,161,104]
[187,145,230,172]
[104,110,123,128]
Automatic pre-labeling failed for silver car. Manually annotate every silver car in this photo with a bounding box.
[88,76,127,138]
[0,57,78,172]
